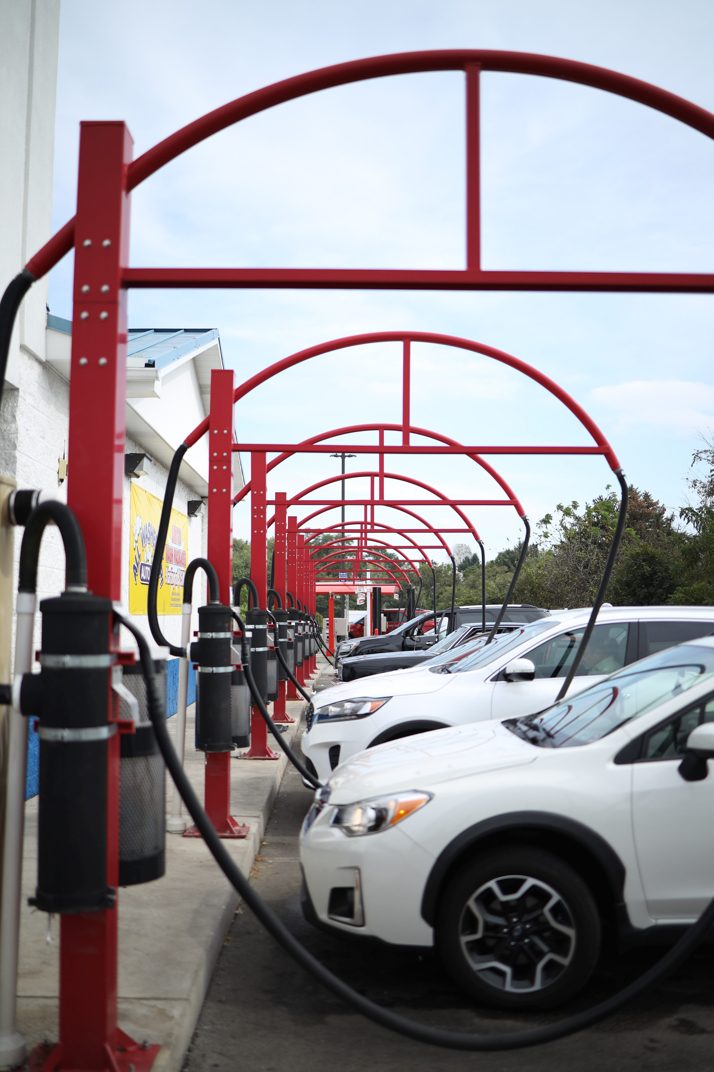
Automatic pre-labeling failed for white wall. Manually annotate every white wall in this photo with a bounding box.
[0,0,59,387]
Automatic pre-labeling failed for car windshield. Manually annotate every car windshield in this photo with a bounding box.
[390,611,432,637]
[429,619,556,674]
[506,642,714,749]
[425,624,475,655]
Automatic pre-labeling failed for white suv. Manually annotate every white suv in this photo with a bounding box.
[300,636,714,1009]
[302,607,714,783]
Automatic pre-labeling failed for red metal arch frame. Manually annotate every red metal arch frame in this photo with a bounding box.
[301,512,458,557]
[304,522,448,564]
[9,49,713,1072]
[307,536,423,581]
[275,469,485,543]
[313,546,418,582]
[201,332,621,468]
[29,50,714,290]
[234,420,525,515]
[314,553,413,589]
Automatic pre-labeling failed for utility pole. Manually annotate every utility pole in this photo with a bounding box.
[330,452,355,638]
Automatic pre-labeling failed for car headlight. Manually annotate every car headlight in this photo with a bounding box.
[332,792,432,837]
[315,697,389,723]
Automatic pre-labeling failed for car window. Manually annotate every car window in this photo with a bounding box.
[436,619,556,674]
[525,623,629,679]
[391,612,431,637]
[640,696,714,761]
[426,624,472,655]
[509,642,714,748]
[640,620,714,657]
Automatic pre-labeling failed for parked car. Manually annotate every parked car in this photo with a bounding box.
[338,621,520,682]
[335,604,547,665]
[383,607,413,633]
[300,635,714,1009]
[302,606,714,782]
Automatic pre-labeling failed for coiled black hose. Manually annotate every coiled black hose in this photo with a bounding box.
[116,605,714,1052]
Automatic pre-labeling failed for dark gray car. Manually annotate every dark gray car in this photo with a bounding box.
[338,607,548,681]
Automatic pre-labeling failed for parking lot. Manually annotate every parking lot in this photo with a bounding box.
[184,735,714,1072]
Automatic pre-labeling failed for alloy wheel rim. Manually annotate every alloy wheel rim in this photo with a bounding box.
[458,873,576,994]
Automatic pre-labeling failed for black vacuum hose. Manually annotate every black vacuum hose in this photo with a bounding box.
[242,633,321,791]
[147,444,188,656]
[232,607,318,785]
[555,471,629,701]
[0,270,35,413]
[263,609,313,704]
[311,618,336,664]
[184,557,220,605]
[18,500,87,593]
[116,607,714,1053]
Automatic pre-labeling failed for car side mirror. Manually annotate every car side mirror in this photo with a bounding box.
[678,722,714,782]
[502,658,536,682]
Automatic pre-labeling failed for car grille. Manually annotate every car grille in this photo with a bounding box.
[305,701,315,731]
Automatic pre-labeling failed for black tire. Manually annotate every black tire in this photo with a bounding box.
[435,846,602,1011]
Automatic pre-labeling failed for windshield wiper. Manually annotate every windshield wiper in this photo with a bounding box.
[505,717,555,746]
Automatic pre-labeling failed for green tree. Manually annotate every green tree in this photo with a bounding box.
[673,442,714,603]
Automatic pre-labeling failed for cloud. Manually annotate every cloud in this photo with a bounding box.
[590,380,714,434]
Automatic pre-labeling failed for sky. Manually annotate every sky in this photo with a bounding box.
[48,0,714,564]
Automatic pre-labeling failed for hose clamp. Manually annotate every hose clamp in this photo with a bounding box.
[197,631,233,639]
[39,654,114,669]
[250,646,268,653]
[38,724,117,743]
[197,665,234,674]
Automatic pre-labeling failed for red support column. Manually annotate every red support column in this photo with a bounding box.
[245,452,278,759]
[197,368,247,837]
[271,492,294,724]
[297,534,308,684]
[57,123,159,1070]
[286,517,299,699]
[328,593,335,651]
[306,557,315,673]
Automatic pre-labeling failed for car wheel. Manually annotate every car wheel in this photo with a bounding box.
[435,846,601,1010]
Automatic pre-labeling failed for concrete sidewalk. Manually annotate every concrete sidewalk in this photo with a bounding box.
[12,675,323,1071]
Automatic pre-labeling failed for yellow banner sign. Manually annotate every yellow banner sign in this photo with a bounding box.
[129,484,188,615]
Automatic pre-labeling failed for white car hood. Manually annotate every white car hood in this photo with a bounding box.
[313,665,450,707]
[327,721,537,802]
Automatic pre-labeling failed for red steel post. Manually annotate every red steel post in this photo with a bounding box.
[201,369,248,837]
[60,122,159,1070]
[306,557,315,673]
[245,452,278,759]
[286,517,299,700]
[296,531,307,686]
[271,492,294,723]
[328,593,335,651]
[302,535,314,679]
